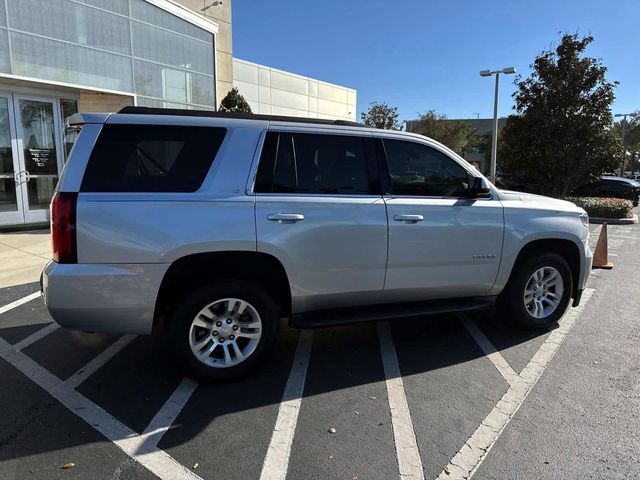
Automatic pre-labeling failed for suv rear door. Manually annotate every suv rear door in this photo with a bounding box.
[380,136,504,302]
[253,128,387,313]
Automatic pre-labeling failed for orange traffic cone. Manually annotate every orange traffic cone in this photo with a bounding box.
[592,223,613,270]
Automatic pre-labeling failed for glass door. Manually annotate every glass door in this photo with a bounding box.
[0,93,25,227]
[13,95,64,224]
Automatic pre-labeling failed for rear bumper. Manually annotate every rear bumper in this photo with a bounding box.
[41,261,169,334]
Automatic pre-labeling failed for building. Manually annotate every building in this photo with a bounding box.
[405,117,507,173]
[0,0,357,227]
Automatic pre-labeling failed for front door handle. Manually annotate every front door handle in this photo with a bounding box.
[267,213,305,223]
[394,214,424,223]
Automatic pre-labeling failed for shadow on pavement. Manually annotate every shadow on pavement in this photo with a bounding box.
[0,303,550,472]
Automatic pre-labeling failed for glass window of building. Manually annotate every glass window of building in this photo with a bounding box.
[0,0,216,109]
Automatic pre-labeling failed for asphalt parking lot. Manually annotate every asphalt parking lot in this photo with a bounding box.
[1,221,639,480]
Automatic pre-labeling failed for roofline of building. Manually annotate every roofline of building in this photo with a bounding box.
[145,0,219,35]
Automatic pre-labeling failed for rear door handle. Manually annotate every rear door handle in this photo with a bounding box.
[267,213,305,223]
[394,214,424,223]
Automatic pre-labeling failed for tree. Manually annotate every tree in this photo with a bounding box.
[219,87,252,113]
[615,112,640,172]
[499,33,622,197]
[361,101,402,130]
[410,110,476,156]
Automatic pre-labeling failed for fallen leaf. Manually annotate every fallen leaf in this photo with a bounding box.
[192,463,199,469]
[61,463,76,469]
[443,465,451,475]
[328,427,336,434]
[354,411,360,415]
[328,455,333,459]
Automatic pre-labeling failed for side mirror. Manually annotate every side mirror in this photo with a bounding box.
[469,176,492,198]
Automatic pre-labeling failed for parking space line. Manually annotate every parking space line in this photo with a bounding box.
[137,377,199,451]
[13,322,59,350]
[461,317,520,387]
[377,321,425,480]
[259,330,313,480]
[0,291,40,316]
[65,334,137,389]
[438,288,594,480]
[0,336,202,480]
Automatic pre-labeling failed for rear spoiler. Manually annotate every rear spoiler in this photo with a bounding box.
[66,112,111,129]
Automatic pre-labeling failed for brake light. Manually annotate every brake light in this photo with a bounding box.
[50,192,78,263]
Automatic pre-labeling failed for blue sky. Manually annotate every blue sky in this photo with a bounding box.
[233,0,639,122]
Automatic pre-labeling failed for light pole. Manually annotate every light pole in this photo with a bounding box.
[480,67,516,182]
[614,113,637,176]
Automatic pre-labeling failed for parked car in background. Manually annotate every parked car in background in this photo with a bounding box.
[573,176,640,207]
[42,108,592,381]
[494,172,535,193]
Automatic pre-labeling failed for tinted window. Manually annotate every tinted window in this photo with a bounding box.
[255,132,372,194]
[383,139,469,196]
[81,124,226,192]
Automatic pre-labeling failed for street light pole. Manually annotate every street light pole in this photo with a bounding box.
[491,73,500,183]
[480,67,516,183]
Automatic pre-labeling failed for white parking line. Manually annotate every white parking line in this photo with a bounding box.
[0,291,40,315]
[377,321,425,480]
[260,330,313,480]
[65,334,137,389]
[13,322,59,350]
[439,288,595,480]
[462,317,520,387]
[0,336,202,480]
[137,377,199,452]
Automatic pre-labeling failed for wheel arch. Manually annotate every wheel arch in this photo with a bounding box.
[507,238,582,301]
[153,251,292,330]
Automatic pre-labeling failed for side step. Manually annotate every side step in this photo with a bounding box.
[290,297,496,329]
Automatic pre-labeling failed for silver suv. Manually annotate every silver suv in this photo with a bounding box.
[42,107,593,380]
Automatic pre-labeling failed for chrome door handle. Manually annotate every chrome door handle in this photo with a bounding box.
[394,214,424,223]
[267,213,305,223]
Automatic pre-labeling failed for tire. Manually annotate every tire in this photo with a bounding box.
[167,279,280,382]
[498,252,573,330]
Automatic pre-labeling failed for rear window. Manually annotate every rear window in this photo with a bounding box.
[81,124,226,192]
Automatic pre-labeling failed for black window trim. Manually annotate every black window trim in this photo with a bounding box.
[251,129,383,197]
[378,136,490,200]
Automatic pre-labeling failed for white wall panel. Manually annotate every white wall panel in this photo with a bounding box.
[233,60,259,84]
[233,79,259,102]
[232,58,356,121]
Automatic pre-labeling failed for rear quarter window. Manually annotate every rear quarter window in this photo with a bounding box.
[80,124,226,192]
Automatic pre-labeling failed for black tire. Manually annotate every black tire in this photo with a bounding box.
[498,252,573,330]
[167,279,280,382]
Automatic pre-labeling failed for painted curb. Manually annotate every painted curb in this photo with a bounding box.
[589,214,638,225]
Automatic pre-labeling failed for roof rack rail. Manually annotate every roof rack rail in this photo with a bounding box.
[118,106,365,128]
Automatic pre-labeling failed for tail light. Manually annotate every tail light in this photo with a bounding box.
[50,192,78,263]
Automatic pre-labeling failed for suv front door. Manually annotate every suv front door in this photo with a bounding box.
[380,137,504,303]
[253,129,387,313]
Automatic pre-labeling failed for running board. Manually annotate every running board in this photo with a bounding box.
[290,297,496,329]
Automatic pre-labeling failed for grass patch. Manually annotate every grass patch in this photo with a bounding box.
[564,196,634,219]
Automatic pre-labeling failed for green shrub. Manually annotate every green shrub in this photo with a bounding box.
[564,196,634,219]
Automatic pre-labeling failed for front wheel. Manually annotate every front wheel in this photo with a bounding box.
[167,280,280,382]
[499,252,573,329]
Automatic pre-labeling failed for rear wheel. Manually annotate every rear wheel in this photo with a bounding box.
[499,252,573,329]
[168,280,279,381]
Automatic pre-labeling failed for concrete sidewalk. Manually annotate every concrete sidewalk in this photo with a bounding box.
[0,230,50,289]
